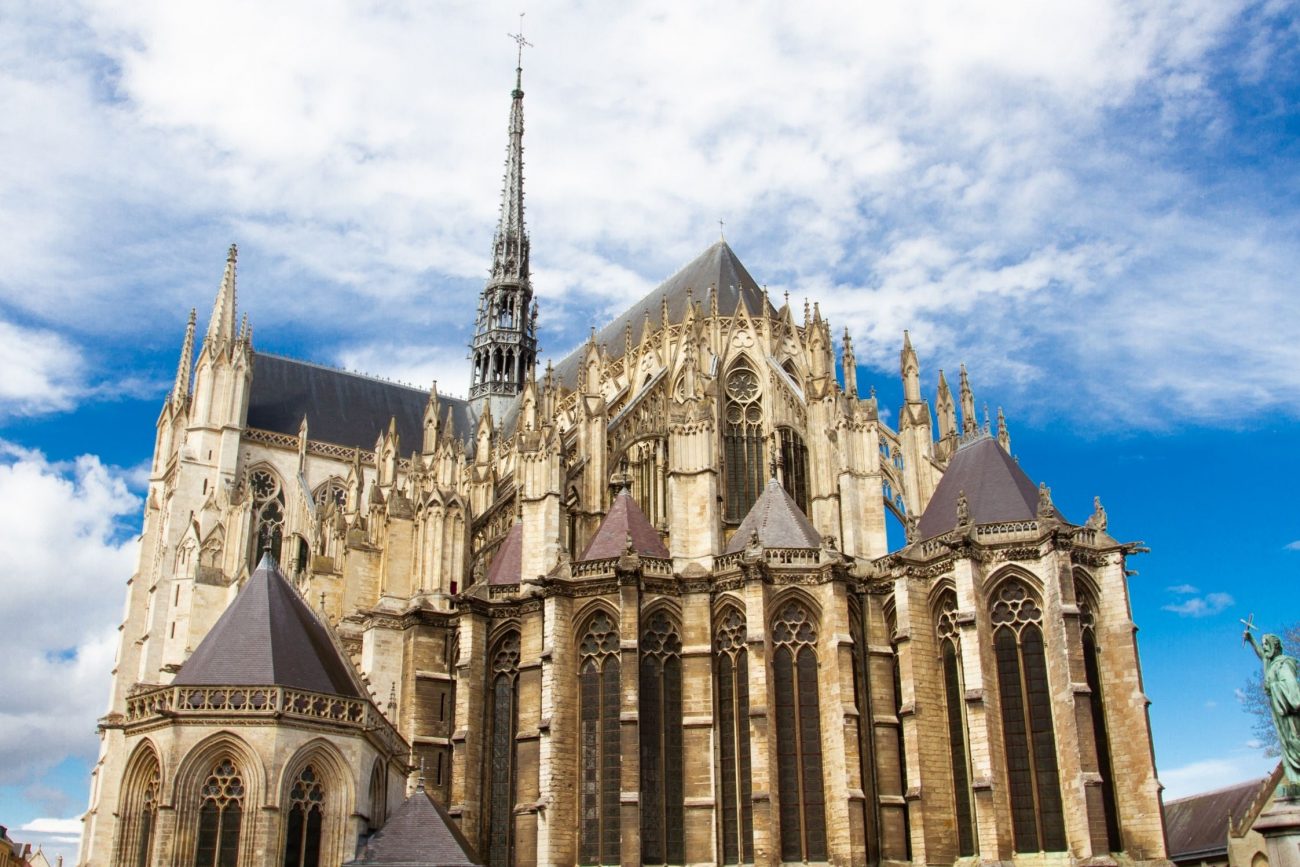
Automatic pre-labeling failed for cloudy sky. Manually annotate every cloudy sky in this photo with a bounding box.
[2,0,1298,859]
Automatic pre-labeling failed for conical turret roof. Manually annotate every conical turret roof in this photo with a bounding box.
[344,786,481,866]
[724,478,821,554]
[579,489,669,560]
[484,522,523,586]
[173,555,364,698]
[916,436,1062,540]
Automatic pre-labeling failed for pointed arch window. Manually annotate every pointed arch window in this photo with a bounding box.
[121,755,160,867]
[367,761,387,837]
[312,479,347,514]
[778,428,810,514]
[283,765,324,867]
[772,601,827,862]
[885,605,913,862]
[937,594,977,856]
[248,469,285,569]
[579,611,620,865]
[195,757,244,867]
[847,598,875,862]
[623,439,667,529]
[724,365,765,522]
[1078,583,1122,852]
[992,580,1066,852]
[486,632,520,867]
[715,607,754,864]
[640,611,684,865]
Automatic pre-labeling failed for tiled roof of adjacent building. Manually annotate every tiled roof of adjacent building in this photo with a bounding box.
[344,785,482,866]
[247,352,478,452]
[916,435,1060,540]
[579,489,669,560]
[173,554,365,699]
[724,478,821,554]
[484,522,523,586]
[1165,770,1278,863]
[553,241,770,388]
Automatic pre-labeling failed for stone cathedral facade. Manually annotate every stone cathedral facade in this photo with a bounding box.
[79,63,1171,867]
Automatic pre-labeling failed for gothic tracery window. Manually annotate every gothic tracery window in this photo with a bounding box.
[778,427,810,514]
[579,611,620,865]
[639,611,684,865]
[724,365,765,522]
[936,593,977,856]
[847,598,874,862]
[486,632,520,867]
[992,580,1066,852]
[248,469,285,569]
[282,765,324,867]
[195,757,244,867]
[123,756,160,867]
[313,478,347,513]
[715,607,754,865]
[1078,583,1123,851]
[772,601,827,862]
[623,439,667,528]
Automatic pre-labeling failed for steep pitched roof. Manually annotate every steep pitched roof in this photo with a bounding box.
[344,786,482,866]
[247,353,479,452]
[916,436,1060,540]
[484,522,523,586]
[579,489,669,560]
[553,241,769,388]
[724,478,821,554]
[1165,771,1277,863]
[173,555,365,698]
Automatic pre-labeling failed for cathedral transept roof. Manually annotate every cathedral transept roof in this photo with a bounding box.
[172,554,366,699]
[916,435,1061,539]
[724,478,821,554]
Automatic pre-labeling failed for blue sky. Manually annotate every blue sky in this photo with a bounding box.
[1,0,1298,860]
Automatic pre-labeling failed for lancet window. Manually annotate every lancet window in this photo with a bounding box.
[772,601,827,862]
[723,364,765,522]
[282,765,324,867]
[639,611,684,865]
[623,439,667,528]
[778,428,810,514]
[715,607,754,864]
[195,757,244,867]
[121,754,160,867]
[991,580,1066,852]
[248,469,285,569]
[366,761,386,837]
[578,611,620,865]
[847,598,874,861]
[486,632,520,867]
[1078,583,1122,851]
[936,593,977,856]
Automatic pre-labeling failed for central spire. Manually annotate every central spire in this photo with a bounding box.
[470,35,538,419]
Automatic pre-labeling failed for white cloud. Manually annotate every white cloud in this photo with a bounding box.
[1167,584,1200,594]
[1285,541,1300,551]
[1163,591,1235,618]
[0,441,140,786]
[0,320,84,417]
[1161,754,1275,800]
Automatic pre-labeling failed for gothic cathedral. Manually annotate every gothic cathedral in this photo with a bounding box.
[78,61,1170,867]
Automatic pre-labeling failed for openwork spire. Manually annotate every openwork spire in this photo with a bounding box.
[205,244,238,350]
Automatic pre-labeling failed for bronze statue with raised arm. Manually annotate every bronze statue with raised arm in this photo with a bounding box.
[1246,622,1300,785]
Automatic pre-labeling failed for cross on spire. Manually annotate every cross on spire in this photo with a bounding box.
[509,13,533,69]
[718,219,726,241]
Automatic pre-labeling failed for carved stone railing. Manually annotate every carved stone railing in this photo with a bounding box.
[975,520,1038,538]
[245,428,414,473]
[125,685,405,754]
[568,556,674,579]
[712,548,820,570]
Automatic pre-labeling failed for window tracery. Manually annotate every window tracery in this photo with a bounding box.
[195,757,244,867]
[313,479,347,513]
[724,365,765,522]
[715,607,754,865]
[772,601,827,862]
[1077,583,1122,851]
[124,759,160,867]
[936,593,977,856]
[283,765,324,867]
[778,428,810,514]
[991,580,1066,852]
[579,612,620,865]
[639,611,684,865]
[248,469,285,569]
[486,632,520,867]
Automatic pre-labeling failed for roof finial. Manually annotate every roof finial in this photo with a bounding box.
[718,218,725,242]
[508,13,532,85]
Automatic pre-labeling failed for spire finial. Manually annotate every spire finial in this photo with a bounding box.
[172,308,197,406]
[509,13,532,84]
[718,219,725,241]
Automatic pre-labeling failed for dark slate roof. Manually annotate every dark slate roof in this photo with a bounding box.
[173,555,365,698]
[916,436,1061,540]
[247,353,478,452]
[553,241,770,388]
[344,786,482,866]
[579,489,669,560]
[485,522,523,585]
[1165,772,1276,862]
[724,478,821,554]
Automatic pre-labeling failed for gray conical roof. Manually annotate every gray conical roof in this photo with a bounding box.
[484,522,523,586]
[916,436,1063,539]
[173,555,364,698]
[344,786,481,866]
[553,241,768,388]
[724,478,821,554]
[579,489,669,560]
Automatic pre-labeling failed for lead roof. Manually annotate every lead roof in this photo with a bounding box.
[915,436,1060,540]
[579,489,670,560]
[173,554,365,698]
[344,786,482,866]
[1164,771,1277,862]
[724,478,821,554]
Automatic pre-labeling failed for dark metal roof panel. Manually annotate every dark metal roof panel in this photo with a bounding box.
[485,522,523,585]
[724,478,821,554]
[173,555,364,698]
[552,241,770,388]
[1165,775,1273,862]
[247,353,478,452]
[345,788,482,866]
[916,436,1056,539]
[579,489,669,560]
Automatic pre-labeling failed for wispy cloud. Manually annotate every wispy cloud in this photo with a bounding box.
[1167,584,1200,594]
[1284,541,1300,551]
[1161,754,1275,799]
[1164,591,1235,618]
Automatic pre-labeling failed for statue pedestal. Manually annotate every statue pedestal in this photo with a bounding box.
[1255,785,1300,867]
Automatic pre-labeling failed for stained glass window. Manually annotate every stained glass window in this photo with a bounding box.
[639,611,683,864]
[772,602,826,862]
[579,612,620,865]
